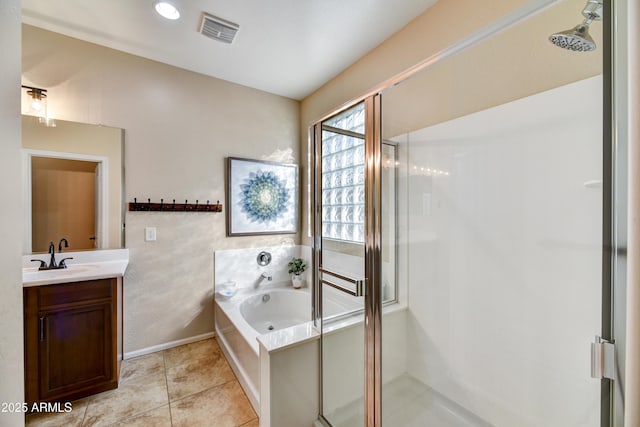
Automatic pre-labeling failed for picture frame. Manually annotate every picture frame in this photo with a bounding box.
[226,157,299,236]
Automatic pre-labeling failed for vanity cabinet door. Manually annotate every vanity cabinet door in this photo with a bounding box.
[24,278,118,405]
[39,301,114,401]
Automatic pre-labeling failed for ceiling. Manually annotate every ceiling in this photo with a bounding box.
[22,0,439,100]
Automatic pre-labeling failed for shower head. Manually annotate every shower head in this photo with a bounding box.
[549,0,602,52]
[549,23,596,51]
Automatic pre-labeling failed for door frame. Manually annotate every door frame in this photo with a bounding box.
[22,149,109,252]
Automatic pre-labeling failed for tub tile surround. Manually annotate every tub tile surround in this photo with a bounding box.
[26,338,257,427]
[214,245,312,291]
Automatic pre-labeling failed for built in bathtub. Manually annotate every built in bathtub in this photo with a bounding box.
[239,288,311,334]
[214,283,361,412]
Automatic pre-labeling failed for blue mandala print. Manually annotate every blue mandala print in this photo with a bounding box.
[240,171,290,223]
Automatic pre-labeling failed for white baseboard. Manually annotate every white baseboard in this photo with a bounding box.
[123,331,215,359]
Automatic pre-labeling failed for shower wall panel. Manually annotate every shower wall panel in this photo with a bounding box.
[401,76,602,426]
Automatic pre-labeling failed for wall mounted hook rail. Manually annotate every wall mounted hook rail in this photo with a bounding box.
[129,198,222,213]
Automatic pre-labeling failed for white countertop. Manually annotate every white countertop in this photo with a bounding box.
[23,249,129,287]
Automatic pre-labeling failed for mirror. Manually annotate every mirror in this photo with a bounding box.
[22,116,125,254]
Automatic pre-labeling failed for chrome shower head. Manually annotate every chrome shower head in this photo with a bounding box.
[549,23,596,51]
[549,0,602,52]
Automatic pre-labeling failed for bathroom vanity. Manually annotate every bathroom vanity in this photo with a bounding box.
[22,249,128,406]
[24,278,118,404]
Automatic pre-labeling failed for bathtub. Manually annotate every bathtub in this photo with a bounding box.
[215,284,312,412]
[214,282,362,415]
[240,289,311,334]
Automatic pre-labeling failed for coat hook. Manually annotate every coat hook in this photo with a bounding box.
[172,199,176,211]
[134,197,138,211]
[195,200,199,211]
[206,200,210,211]
[147,198,151,211]
[185,199,188,211]
[160,198,164,211]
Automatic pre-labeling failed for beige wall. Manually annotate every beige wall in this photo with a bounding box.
[299,0,601,245]
[380,0,601,138]
[22,117,123,251]
[0,1,25,426]
[22,25,300,354]
[301,0,542,124]
[301,0,536,245]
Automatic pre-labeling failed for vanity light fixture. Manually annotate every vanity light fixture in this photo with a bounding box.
[23,85,46,114]
[22,85,56,127]
[154,1,180,20]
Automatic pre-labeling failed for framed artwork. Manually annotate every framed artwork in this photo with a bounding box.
[226,157,299,236]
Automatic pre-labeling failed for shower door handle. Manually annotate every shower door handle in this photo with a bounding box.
[320,268,366,297]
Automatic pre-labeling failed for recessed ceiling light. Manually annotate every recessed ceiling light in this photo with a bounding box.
[154,1,180,20]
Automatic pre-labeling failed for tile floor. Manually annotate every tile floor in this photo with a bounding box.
[26,338,258,427]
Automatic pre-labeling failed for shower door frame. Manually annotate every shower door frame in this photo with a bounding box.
[362,95,382,427]
[310,0,621,425]
[311,96,383,427]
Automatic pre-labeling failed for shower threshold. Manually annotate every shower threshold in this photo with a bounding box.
[324,374,493,427]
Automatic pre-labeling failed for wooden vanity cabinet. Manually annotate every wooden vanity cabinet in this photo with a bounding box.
[24,278,119,405]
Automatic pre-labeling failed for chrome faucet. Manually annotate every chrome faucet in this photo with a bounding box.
[253,271,273,288]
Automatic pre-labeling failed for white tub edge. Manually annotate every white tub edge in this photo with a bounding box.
[257,321,320,354]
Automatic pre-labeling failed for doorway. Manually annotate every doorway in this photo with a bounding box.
[23,150,109,253]
[31,157,99,252]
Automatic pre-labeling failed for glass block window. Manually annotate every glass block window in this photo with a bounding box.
[321,103,365,243]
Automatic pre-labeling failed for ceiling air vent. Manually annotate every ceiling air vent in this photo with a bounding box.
[199,13,239,44]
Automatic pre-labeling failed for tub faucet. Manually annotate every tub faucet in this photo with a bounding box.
[254,271,273,288]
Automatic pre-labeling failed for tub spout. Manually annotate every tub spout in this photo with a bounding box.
[254,271,273,288]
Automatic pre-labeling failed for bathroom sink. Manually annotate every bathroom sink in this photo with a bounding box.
[22,249,129,287]
[23,264,97,282]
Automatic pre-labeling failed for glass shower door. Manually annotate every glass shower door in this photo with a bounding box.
[314,1,613,426]
[314,102,367,427]
[378,0,606,425]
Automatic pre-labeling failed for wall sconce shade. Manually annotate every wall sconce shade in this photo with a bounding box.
[22,85,56,127]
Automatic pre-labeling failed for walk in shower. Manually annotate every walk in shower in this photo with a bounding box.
[311,0,622,426]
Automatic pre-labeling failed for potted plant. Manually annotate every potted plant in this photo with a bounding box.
[287,257,307,289]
